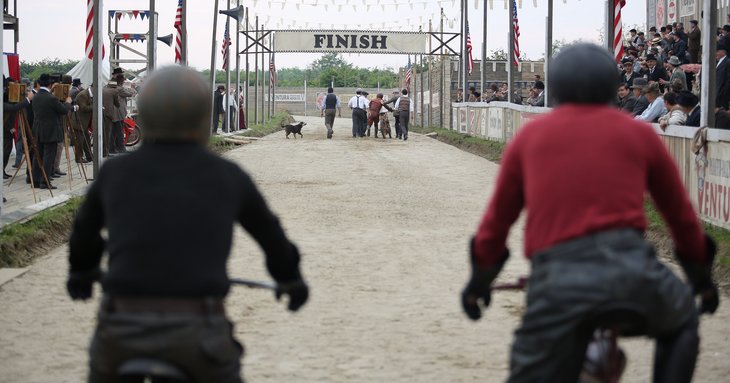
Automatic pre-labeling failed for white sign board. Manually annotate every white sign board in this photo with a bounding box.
[275,31,429,54]
[274,94,305,102]
[667,0,678,24]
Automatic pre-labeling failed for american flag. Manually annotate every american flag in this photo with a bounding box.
[405,57,412,90]
[269,55,276,89]
[221,21,232,70]
[613,0,627,63]
[512,0,521,67]
[174,0,183,64]
[466,22,474,74]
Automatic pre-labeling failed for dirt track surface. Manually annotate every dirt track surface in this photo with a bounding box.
[1,115,728,382]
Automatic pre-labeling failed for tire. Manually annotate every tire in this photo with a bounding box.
[125,126,141,146]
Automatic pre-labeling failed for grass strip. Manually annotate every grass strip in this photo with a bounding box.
[209,113,293,155]
[410,125,506,163]
[0,197,84,268]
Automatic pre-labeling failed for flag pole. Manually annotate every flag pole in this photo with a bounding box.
[245,7,250,130]
[225,17,231,132]
[254,16,258,126]
[545,0,553,107]
[235,0,241,130]
[461,0,468,103]
[507,0,515,103]
[481,0,487,100]
[209,0,220,134]
[93,0,104,178]
[181,0,187,65]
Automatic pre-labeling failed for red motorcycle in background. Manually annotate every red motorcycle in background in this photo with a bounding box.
[85,114,142,147]
[123,114,142,146]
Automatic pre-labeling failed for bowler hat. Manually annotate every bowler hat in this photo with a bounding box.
[112,67,124,75]
[630,78,649,90]
[646,54,657,61]
[667,56,682,66]
[72,78,82,87]
[718,43,728,52]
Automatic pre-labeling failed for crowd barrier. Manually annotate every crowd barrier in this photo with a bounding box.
[451,102,730,231]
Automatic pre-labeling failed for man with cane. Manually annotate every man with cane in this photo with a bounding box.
[67,66,308,383]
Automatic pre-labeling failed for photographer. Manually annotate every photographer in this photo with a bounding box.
[31,74,76,189]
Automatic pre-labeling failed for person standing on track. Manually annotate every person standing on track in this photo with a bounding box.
[394,89,413,141]
[460,43,719,383]
[67,66,309,383]
[320,87,341,139]
[348,88,368,138]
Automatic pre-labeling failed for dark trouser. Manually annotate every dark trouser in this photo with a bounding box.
[110,121,126,153]
[394,114,401,137]
[689,49,700,64]
[324,109,336,137]
[32,141,57,185]
[508,229,698,383]
[72,126,93,162]
[229,109,237,132]
[103,118,112,156]
[88,300,244,383]
[352,109,367,137]
[13,132,23,167]
[213,112,221,134]
[3,129,12,172]
[399,113,410,139]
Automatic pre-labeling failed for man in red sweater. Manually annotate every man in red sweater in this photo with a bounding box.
[461,43,719,382]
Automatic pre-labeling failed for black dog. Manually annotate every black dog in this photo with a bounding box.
[284,121,306,139]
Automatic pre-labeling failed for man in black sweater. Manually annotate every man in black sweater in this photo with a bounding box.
[67,66,308,383]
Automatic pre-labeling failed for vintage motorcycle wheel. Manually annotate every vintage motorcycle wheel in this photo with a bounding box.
[125,125,142,146]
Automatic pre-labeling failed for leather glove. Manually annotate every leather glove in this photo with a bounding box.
[461,238,508,321]
[276,279,309,312]
[679,234,719,314]
[67,268,101,301]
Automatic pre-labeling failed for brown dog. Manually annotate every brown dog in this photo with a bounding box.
[284,121,306,139]
[379,113,391,138]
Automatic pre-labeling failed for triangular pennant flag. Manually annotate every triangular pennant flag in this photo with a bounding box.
[140,11,147,20]
[108,10,115,18]
[116,12,123,20]
[127,11,134,20]
[122,33,130,41]
[133,10,139,19]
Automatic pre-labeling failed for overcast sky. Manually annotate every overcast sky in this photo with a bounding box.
[5,0,645,72]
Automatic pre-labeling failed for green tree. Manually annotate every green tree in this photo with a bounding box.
[20,59,79,81]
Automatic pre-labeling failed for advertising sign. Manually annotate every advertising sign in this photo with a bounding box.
[667,0,677,24]
[679,0,695,18]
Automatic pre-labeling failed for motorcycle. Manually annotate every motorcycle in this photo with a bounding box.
[85,113,143,147]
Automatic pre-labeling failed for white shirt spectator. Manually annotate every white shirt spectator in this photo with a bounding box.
[635,96,667,122]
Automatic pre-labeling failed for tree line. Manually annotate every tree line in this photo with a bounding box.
[18,53,401,88]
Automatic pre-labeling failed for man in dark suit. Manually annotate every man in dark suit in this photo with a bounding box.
[212,85,225,134]
[645,54,668,84]
[32,74,76,189]
[716,44,730,110]
[617,83,637,113]
[678,91,701,127]
[620,58,641,87]
[687,20,701,64]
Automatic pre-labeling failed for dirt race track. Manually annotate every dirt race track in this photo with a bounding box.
[0,115,728,382]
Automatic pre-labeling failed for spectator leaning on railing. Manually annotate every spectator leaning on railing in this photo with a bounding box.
[658,92,687,130]
[635,83,667,123]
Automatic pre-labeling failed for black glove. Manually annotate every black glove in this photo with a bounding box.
[66,268,101,301]
[276,279,309,312]
[679,234,719,314]
[461,238,508,321]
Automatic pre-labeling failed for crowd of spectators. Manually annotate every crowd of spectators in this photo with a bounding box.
[614,18,730,129]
